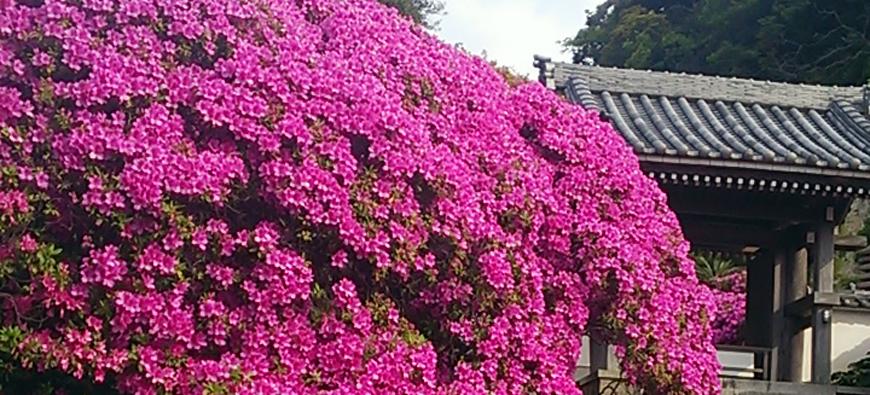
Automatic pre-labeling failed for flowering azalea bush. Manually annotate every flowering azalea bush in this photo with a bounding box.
[691,251,746,345]
[707,271,746,344]
[0,0,721,393]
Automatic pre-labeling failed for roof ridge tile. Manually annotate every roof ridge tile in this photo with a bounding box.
[549,62,864,111]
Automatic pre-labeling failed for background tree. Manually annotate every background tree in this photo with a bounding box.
[566,0,870,85]
[378,0,444,28]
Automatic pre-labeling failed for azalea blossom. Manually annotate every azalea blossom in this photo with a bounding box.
[0,0,721,393]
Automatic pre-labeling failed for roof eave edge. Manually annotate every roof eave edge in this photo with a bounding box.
[638,154,870,182]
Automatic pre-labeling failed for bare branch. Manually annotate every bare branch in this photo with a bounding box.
[813,3,866,41]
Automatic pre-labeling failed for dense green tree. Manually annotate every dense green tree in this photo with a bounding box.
[566,0,870,85]
[378,0,444,28]
[834,357,870,388]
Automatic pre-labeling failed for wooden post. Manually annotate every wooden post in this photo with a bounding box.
[810,211,835,384]
[589,338,608,372]
[746,248,785,381]
[746,251,774,347]
[769,246,786,381]
[781,246,808,382]
[813,209,836,293]
[811,306,833,384]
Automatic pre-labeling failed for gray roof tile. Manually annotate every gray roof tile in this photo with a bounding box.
[538,61,870,179]
[547,62,863,110]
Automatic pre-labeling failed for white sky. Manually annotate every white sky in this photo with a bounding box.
[434,0,604,78]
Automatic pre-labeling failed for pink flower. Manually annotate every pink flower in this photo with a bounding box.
[136,244,176,276]
[207,264,235,288]
[191,228,209,251]
[331,250,348,268]
[253,222,279,251]
[18,234,37,253]
[479,250,514,291]
[80,246,126,288]
[0,0,721,393]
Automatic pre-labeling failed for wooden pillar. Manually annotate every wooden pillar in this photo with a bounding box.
[811,305,833,383]
[589,338,608,372]
[810,212,835,384]
[781,245,808,382]
[813,210,836,293]
[769,247,786,380]
[746,251,774,347]
[746,248,785,381]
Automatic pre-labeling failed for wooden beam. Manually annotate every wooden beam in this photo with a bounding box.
[661,184,849,224]
[784,292,842,320]
[679,218,779,249]
[836,235,868,252]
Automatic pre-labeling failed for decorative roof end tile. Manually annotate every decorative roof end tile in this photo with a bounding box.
[533,55,556,90]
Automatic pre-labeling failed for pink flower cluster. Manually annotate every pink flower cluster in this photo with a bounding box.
[0,0,721,393]
[708,271,747,344]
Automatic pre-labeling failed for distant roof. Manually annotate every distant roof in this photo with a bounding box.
[534,57,870,193]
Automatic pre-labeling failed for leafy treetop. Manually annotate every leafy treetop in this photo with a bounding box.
[566,0,870,85]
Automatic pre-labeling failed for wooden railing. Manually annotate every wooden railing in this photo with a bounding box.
[716,344,772,380]
[576,343,870,394]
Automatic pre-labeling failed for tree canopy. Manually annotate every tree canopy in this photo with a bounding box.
[0,0,721,393]
[378,0,444,28]
[566,0,870,85]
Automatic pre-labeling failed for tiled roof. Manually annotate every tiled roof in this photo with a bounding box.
[840,291,870,309]
[855,248,870,291]
[534,58,870,181]
[842,266,870,306]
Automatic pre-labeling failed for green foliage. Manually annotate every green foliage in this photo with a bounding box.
[0,325,117,395]
[378,0,444,28]
[860,214,870,241]
[691,250,742,284]
[834,354,870,387]
[566,0,870,85]
[835,251,860,291]
[0,326,25,382]
[0,368,118,395]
